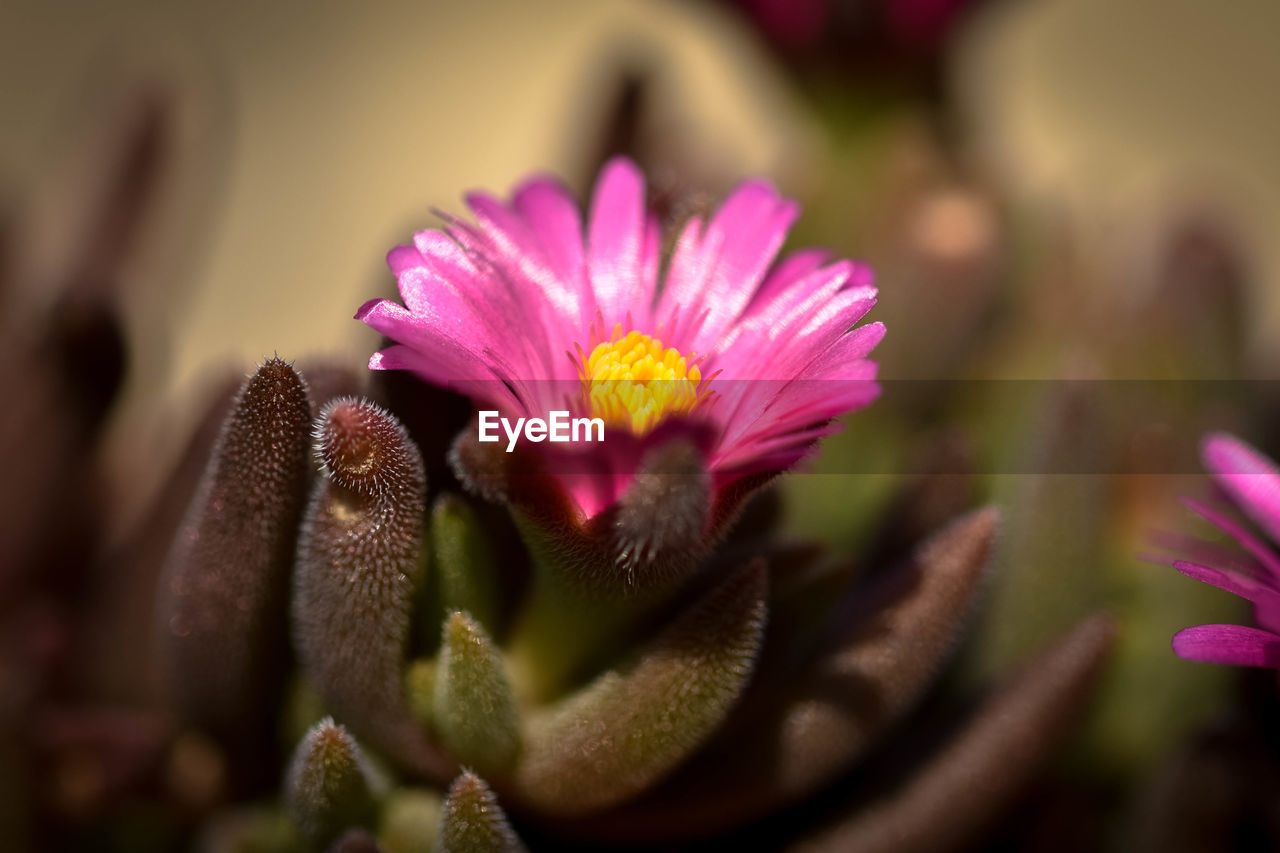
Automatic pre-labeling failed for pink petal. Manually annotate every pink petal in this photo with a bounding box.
[387,244,426,276]
[587,158,652,324]
[658,179,799,352]
[1173,560,1280,633]
[1183,497,1280,580]
[1172,624,1280,668]
[746,247,831,312]
[1202,432,1280,544]
[512,177,591,326]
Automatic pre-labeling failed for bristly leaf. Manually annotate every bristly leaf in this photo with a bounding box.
[510,559,767,816]
[610,439,712,590]
[790,613,1117,853]
[569,508,998,843]
[284,719,377,851]
[450,423,717,597]
[158,358,311,740]
[432,495,502,636]
[438,771,527,853]
[433,612,521,779]
[293,397,453,782]
[379,788,442,853]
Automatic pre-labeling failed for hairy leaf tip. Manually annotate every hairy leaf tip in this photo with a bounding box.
[158,356,312,735]
[434,612,521,779]
[294,398,453,781]
[613,439,711,588]
[438,771,526,853]
[284,719,376,850]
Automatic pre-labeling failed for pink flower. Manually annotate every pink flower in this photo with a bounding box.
[357,158,882,519]
[1167,433,1280,668]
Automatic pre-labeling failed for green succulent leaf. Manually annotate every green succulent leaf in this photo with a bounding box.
[431,495,502,636]
[510,558,768,816]
[438,771,526,853]
[404,659,436,731]
[433,612,521,778]
[157,357,312,738]
[284,719,378,851]
[293,397,453,782]
[378,787,442,853]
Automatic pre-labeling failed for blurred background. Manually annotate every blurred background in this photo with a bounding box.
[4,0,1280,848]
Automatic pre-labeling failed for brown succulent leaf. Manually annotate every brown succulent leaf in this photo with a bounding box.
[85,372,240,703]
[40,87,171,431]
[293,397,453,783]
[156,358,311,742]
[509,559,767,817]
[610,439,712,590]
[566,507,997,842]
[438,771,526,853]
[789,612,1117,853]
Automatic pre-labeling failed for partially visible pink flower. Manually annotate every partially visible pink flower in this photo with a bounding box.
[1166,433,1280,668]
[358,158,882,519]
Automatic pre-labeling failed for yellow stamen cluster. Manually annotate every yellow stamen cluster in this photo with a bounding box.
[580,325,703,435]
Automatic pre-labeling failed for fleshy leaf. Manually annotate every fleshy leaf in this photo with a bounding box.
[790,613,1117,853]
[379,788,442,853]
[158,358,312,739]
[432,496,502,636]
[611,439,712,589]
[496,438,718,703]
[293,397,453,781]
[510,559,767,816]
[438,771,527,853]
[450,423,715,596]
[284,719,377,851]
[569,507,998,842]
[433,613,521,778]
[404,659,436,730]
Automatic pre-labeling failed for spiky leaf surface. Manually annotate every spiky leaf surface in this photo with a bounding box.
[284,719,377,851]
[158,358,312,735]
[510,559,767,816]
[438,772,526,853]
[293,397,452,781]
[433,612,521,778]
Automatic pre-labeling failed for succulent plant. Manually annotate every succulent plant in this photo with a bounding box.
[126,338,1115,853]
[3,71,1137,853]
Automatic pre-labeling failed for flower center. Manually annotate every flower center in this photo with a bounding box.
[579,323,704,435]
